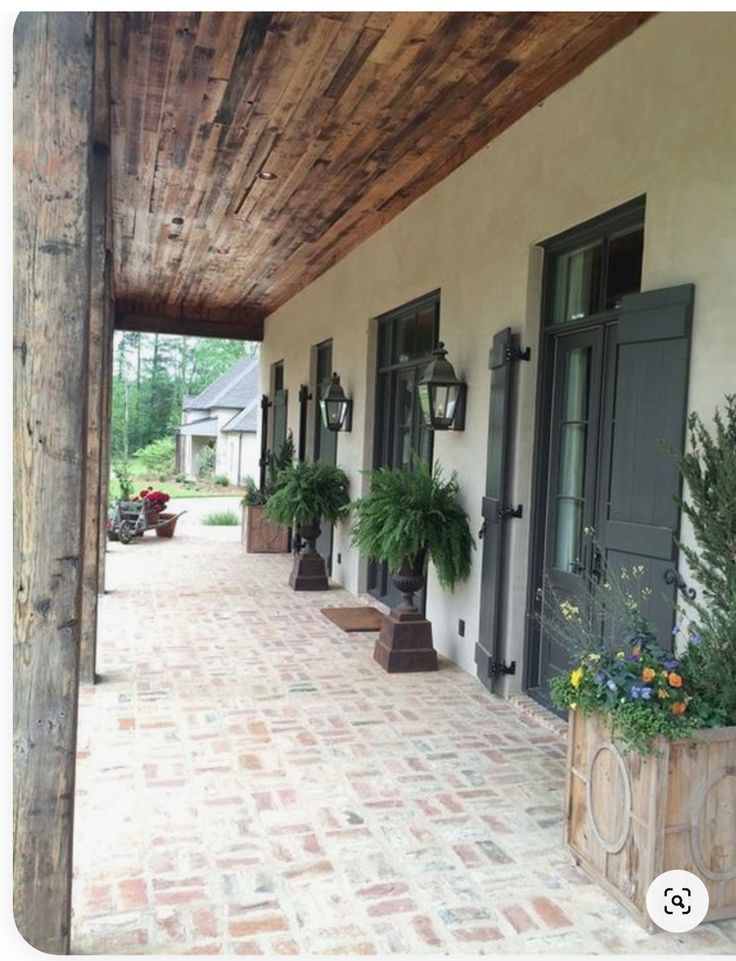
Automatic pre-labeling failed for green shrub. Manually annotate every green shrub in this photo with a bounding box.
[174,472,187,484]
[675,394,736,725]
[201,509,240,526]
[112,460,135,501]
[133,436,175,477]
[198,445,216,480]
[241,474,265,506]
[214,474,230,486]
[264,432,295,496]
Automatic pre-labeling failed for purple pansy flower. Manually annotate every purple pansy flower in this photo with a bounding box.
[640,687,653,700]
[606,679,617,692]
[664,659,679,671]
[630,685,642,699]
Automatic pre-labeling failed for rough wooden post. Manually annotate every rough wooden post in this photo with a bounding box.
[97,16,116,597]
[97,259,115,595]
[80,13,111,685]
[13,12,95,953]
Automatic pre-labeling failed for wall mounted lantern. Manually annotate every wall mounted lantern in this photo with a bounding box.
[417,342,467,430]
[320,372,352,432]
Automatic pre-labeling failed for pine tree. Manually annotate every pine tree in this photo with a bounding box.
[676,394,736,722]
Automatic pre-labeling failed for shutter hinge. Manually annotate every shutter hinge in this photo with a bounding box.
[489,660,516,678]
[497,503,523,520]
[506,344,531,363]
[489,337,531,370]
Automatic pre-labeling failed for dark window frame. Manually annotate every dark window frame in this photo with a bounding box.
[369,290,440,606]
[372,290,440,468]
[541,195,646,330]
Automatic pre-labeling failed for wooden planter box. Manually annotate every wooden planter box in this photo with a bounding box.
[565,709,736,929]
[242,505,288,553]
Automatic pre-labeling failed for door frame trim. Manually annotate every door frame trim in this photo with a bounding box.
[523,197,646,698]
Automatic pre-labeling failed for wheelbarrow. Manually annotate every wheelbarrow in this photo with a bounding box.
[107,500,186,544]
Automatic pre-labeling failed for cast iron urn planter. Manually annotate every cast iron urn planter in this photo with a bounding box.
[288,518,329,591]
[374,551,438,673]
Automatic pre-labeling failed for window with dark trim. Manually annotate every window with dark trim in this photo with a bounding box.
[544,197,645,326]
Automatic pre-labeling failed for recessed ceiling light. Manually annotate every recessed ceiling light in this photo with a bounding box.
[258,171,277,181]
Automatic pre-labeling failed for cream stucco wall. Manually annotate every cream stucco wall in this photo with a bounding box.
[258,13,736,684]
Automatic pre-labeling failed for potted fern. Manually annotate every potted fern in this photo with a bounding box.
[351,461,474,671]
[265,460,350,590]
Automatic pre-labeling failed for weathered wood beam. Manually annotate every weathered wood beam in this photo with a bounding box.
[97,252,115,595]
[115,310,264,342]
[80,13,112,686]
[98,62,116,597]
[13,11,95,954]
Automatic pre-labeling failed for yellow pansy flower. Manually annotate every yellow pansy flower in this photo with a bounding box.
[570,667,584,689]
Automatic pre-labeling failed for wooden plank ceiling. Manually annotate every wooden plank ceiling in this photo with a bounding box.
[110,11,651,340]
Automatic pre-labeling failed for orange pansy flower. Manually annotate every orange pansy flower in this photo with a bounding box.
[668,672,683,688]
[631,646,641,656]
[671,701,687,715]
[642,667,656,683]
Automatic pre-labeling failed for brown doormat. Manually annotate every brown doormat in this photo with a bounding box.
[321,606,385,632]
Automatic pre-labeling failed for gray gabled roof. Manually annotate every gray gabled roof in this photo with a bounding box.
[221,394,259,433]
[184,356,259,411]
[178,416,219,437]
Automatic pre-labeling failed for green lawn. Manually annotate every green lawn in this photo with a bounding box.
[109,473,245,504]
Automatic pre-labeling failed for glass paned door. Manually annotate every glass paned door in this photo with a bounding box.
[394,367,432,471]
[553,346,591,572]
[369,295,438,608]
[537,329,604,691]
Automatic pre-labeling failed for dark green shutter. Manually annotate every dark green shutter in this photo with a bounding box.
[271,388,288,453]
[602,284,694,644]
[476,328,525,690]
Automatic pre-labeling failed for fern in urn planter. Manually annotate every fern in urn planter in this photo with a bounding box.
[351,460,474,595]
[265,460,350,590]
[351,461,474,673]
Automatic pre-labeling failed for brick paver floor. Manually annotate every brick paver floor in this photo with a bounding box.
[71,506,736,954]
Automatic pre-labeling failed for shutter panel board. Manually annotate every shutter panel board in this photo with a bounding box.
[258,394,269,489]
[476,327,522,690]
[271,387,289,452]
[602,284,694,645]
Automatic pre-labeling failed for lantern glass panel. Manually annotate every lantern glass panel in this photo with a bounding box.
[321,397,349,431]
[417,383,431,422]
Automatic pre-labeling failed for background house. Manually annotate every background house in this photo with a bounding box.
[176,355,260,484]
